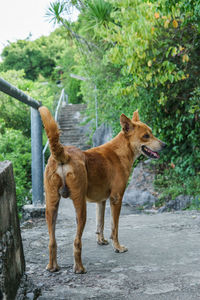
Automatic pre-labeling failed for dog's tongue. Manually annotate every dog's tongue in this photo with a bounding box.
[150,149,160,159]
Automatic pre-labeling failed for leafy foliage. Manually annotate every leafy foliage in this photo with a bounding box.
[0,126,31,210]
[0,0,199,210]
[55,48,82,103]
[154,166,200,206]
[80,0,113,35]
[0,27,67,80]
[0,70,32,136]
[1,40,55,80]
[47,0,200,202]
[46,0,67,24]
[0,70,59,135]
[0,69,59,209]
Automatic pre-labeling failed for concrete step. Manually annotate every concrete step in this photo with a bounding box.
[60,133,84,136]
[60,132,86,136]
[60,128,81,131]
[60,137,84,141]
[58,103,91,149]
[60,133,84,137]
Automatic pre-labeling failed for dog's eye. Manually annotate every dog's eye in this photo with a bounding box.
[143,134,150,139]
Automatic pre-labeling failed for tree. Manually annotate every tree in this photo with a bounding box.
[1,40,55,80]
[0,27,69,81]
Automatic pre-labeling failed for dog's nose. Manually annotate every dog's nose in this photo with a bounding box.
[162,142,167,149]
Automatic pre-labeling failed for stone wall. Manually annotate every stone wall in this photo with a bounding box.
[122,160,158,210]
[0,161,25,300]
[92,123,112,147]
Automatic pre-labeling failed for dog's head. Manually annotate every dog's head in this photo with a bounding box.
[120,110,166,159]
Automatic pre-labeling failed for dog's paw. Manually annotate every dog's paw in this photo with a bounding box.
[113,245,128,253]
[73,265,87,274]
[46,264,60,272]
[97,237,109,246]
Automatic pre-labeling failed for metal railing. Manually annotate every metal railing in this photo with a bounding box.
[0,78,67,207]
[0,77,41,109]
[0,77,43,206]
[42,88,68,171]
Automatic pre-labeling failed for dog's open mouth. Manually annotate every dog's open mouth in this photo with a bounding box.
[142,145,160,159]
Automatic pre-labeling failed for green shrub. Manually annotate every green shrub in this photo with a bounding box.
[74,0,200,203]
[0,127,31,210]
[0,69,59,210]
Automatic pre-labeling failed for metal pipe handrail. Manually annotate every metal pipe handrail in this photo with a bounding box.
[0,77,41,109]
[55,88,65,122]
[42,88,67,171]
[0,78,68,204]
[0,77,43,206]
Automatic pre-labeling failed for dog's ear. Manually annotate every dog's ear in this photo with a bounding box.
[120,114,135,134]
[132,110,140,122]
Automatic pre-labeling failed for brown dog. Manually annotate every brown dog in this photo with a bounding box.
[39,107,165,274]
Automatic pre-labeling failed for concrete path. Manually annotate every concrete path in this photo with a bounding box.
[21,199,200,299]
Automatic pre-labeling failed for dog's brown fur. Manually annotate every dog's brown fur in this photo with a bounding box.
[39,107,165,273]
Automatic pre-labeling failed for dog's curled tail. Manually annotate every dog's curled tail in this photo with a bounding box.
[39,106,69,163]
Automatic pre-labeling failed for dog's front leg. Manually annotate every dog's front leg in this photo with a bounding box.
[73,198,87,274]
[96,201,109,245]
[110,195,128,253]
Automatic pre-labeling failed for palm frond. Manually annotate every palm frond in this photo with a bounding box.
[45,1,66,24]
[82,0,113,34]
[45,1,101,52]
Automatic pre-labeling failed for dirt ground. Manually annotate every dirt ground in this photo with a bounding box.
[21,198,200,300]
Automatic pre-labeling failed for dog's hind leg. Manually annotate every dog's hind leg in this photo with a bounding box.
[110,195,128,253]
[45,185,61,272]
[96,201,109,245]
[72,197,87,274]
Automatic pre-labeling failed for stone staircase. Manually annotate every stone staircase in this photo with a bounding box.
[58,103,91,150]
